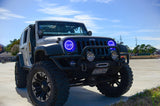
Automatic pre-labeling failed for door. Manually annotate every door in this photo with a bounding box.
[20,28,32,67]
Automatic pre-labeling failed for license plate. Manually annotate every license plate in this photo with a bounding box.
[92,68,108,75]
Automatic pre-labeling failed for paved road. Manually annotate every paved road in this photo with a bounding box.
[0,59,160,106]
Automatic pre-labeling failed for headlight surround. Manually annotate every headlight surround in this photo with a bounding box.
[86,51,95,62]
[63,39,76,52]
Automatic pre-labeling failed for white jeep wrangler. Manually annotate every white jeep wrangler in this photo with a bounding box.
[15,21,133,106]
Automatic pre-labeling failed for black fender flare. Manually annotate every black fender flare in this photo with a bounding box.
[117,44,129,64]
[34,44,64,56]
[117,44,128,53]
[16,53,24,67]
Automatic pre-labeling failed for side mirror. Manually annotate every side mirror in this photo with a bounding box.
[87,31,92,36]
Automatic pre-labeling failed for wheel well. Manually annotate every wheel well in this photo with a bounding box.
[16,55,19,61]
[35,51,47,63]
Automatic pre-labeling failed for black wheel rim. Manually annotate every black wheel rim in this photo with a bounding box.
[32,72,52,102]
[107,72,121,88]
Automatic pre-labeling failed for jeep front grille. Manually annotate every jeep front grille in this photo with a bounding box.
[76,40,108,56]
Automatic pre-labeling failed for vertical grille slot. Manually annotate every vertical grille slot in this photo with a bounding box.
[82,41,85,48]
[91,41,96,54]
[102,41,106,55]
[104,41,108,54]
[98,41,102,55]
[96,41,100,55]
[77,41,81,54]
[100,41,104,55]
[93,41,98,55]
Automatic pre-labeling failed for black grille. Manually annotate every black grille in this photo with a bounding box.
[76,39,108,56]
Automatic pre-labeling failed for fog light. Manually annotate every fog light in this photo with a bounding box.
[111,51,118,60]
[86,51,95,62]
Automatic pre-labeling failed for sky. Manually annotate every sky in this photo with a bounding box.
[0,0,160,49]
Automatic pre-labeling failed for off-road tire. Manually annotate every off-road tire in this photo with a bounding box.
[27,61,69,106]
[15,61,27,88]
[96,64,133,97]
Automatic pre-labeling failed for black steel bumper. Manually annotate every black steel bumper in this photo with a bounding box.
[50,46,129,71]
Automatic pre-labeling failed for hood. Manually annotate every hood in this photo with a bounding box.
[37,35,115,47]
[43,35,113,42]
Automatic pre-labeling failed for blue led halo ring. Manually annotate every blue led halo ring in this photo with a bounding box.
[107,40,116,46]
[107,40,116,50]
[63,39,76,52]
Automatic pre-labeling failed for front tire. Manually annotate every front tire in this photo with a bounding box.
[15,61,27,88]
[27,61,69,106]
[96,64,133,97]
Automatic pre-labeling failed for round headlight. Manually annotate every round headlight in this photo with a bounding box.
[86,51,95,62]
[107,40,116,50]
[64,39,76,52]
[111,51,118,60]
[107,40,116,46]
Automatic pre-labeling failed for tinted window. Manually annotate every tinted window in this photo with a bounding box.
[23,30,28,44]
[20,32,24,45]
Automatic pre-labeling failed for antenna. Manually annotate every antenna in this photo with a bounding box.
[120,35,122,43]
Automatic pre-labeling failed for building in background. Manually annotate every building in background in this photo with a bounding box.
[0,44,4,54]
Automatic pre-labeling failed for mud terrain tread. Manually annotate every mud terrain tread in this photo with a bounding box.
[96,64,133,97]
[15,61,27,88]
[27,61,69,106]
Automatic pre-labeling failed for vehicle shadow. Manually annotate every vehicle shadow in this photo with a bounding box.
[15,87,128,106]
[65,87,128,106]
[15,87,32,104]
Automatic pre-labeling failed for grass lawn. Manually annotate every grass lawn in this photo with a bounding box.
[111,86,160,106]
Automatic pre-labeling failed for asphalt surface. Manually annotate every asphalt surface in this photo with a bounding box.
[0,59,160,106]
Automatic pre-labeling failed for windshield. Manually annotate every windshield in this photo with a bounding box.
[38,21,88,37]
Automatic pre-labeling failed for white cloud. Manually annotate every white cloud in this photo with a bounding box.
[155,45,160,49]
[0,8,10,13]
[74,15,103,20]
[33,1,117,32]
[44,15,103,30]
[38,6,81,16]
[36,2,104,31]
[137,29,160,33]
[0,8,25,20]
[25,14,103,32]
[70,0,87,2]
[69,0,113,3]
[25,21,35,24]
[111,25,128,28]
[96,0,113,3]
[138,36,160,41]
[108,31,130,37]
[110,19,120,23]
[34,0,43,2]
[39,3,57,8]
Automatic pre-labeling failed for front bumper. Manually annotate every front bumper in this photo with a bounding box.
[50,46,129,77]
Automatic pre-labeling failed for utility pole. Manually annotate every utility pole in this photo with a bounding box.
[120,35,123,44]
[135,36,137,47]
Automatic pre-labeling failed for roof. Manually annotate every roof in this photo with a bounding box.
[36,20,84,24]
